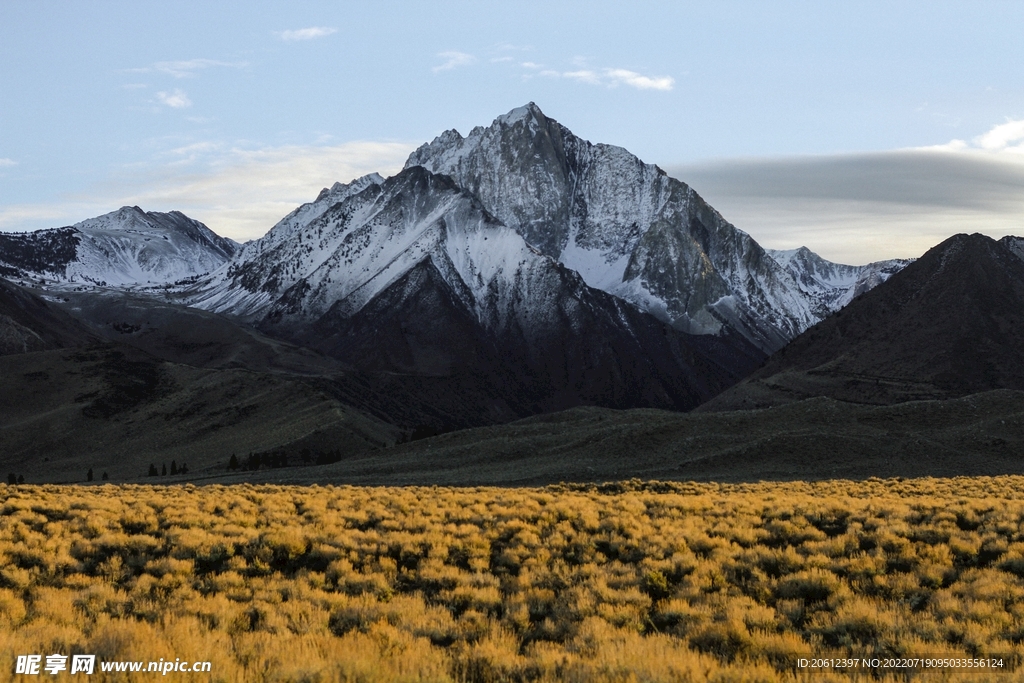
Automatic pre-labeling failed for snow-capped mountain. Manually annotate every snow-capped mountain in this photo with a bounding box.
[1,104,910,359]
[189,164,763,416]
[0,103,915,421]
[406,103,904,352]
[766,247,912,312]
[0,206,237,287]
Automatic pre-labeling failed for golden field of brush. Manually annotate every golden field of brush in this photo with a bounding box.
[4,478,1024,681]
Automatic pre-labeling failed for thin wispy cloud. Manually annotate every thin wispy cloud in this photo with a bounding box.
[433,51,476,73]
[156,89,192,109]
[278,27,337,42]
[492,42,532,53]
[128,59,247,79]
[562,70,602,86]
[605,68,674,91]
[540,67,674,91]
[163,141,224,164]
[0,158,17,167]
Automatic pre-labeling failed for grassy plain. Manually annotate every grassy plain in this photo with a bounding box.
[3,478,1024,681]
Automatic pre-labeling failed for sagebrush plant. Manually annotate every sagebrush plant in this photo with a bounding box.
[2,477,1024,681]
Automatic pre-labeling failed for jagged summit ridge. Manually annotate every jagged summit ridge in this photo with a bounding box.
[766,247,912,311]
[194,167,553,329]
[405,103,870,352]
[190,102,909,357]
[225,173,387,280]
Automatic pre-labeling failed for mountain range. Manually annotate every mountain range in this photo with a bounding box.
[5,102,1019,484]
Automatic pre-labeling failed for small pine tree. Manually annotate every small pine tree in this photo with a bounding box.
[170,460,178,476]
[87,468,93,482]
[101,471,109,481]
[228,454,239,470]
[16,475,23,484]
[6,473,15,485]
[180,462,188,474]
[161,463,167,476]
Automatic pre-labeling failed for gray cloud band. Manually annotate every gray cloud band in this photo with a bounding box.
[664,151,1024,264]
[667,151,1024,212]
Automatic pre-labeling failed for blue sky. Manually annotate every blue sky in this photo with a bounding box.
[2,1,1023,263]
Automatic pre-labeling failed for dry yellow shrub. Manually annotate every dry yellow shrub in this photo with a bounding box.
[2,478,1024,681]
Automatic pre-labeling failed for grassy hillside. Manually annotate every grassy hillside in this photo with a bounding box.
[3,478,1024,681]
[0,346,398,483]
[212,390,1024,487]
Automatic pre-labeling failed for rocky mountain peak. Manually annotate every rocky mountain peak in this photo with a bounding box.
[1000,235,1024,262]
[403,104,829,351]
[495,101,545,125]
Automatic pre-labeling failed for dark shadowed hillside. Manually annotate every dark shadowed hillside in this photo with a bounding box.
[701,233,1024,411]
[184,389,1024,486]
[0,278,96,354]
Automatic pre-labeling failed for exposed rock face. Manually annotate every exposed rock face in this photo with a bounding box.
[766,247,911,313]
[999,235,1024,262]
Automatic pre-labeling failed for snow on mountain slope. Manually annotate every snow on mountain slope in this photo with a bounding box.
[187,164,764,415]
[192,166,637,339]
[193,168,549,330]
[766,247,912,311]
[405,103,904,352]
[0,206,237,287]
[233,173,385,262]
